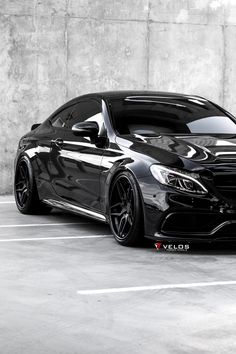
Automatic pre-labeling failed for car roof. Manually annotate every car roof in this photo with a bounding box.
[47,91,209,121]
[61,91,206,109]
[77,90,204,100]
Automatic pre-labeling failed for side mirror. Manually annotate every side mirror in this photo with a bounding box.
[72,121,99,137]
[31,123,41,131]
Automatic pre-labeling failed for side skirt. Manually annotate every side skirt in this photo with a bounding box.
[43,199,107,223]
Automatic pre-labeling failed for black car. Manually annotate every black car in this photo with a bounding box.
[14,91,236,246]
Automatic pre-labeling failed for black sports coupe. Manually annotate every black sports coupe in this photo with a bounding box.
[14,91,236,246]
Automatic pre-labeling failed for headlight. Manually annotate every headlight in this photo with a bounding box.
[150,165,208,195]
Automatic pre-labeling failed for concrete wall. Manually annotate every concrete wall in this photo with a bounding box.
[0,0,236,193]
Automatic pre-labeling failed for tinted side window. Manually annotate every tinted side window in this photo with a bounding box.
[66,99,102,129]
[51,105,75,128]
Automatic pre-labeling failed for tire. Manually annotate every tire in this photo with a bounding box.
[14,156,51,215]
[108,171,144,246]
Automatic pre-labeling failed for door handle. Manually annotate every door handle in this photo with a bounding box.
[51,138,64,148]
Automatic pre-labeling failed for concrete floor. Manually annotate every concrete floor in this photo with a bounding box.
[1,196,236,353]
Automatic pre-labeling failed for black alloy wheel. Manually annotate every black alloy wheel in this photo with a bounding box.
[15,159,30,209]
[109,171,144,246]
[14,156,51,214]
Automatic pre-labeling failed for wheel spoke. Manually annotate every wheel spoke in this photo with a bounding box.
[15,182,25,192]
[118,215,127,236]
[111,209,126,217]
[110,202,123,209]
[116,180,126,201]
[21,187,28,202]
[21,194,27,205]
[19,190,25,205]
[110,175,136,240]
[127,215,133,226]
[126,185,132,200]
[19,165,26,180]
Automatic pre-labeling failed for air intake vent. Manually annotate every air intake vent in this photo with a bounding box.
[214,173,236,202]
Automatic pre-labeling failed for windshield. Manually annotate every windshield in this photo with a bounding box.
[109,96,236,136]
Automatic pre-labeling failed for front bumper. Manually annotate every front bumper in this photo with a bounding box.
[155,211,236,242]
[140,175,236,242]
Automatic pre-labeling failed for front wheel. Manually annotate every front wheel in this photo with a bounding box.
[109,171,144,246]
[14,156,51,214]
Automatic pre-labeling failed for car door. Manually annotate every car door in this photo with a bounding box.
[50,98,105,212]
[47,104,77,199]
[30,104,75,200]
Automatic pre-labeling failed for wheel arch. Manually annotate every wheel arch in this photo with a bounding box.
[14,153,51,214]
[15,152,37,181]
[105,165,146,227]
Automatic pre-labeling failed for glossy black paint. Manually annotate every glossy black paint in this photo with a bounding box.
[15,91,236,242]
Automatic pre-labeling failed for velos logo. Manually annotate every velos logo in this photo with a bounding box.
[155,242,190,252]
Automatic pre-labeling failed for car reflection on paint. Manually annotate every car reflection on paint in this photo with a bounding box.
[14,91,236,246]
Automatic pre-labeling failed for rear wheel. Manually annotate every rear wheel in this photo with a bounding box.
[109,171,144,246]
[14,156,51,214]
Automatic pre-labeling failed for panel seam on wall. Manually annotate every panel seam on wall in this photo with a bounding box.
[2,13,234,27]
[146,0,151,90]
[33,0,39,117]
[65,0,69,100]
[222,6,227,108]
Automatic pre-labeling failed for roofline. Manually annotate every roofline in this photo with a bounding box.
[47,91,208,120]
[65,90,207,103]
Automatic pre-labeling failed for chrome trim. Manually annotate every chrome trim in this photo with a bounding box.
[43,199,107,222]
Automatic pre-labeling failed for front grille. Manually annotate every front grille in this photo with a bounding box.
[214,173,236,202]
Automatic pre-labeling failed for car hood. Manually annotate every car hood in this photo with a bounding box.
[117,134,236,168]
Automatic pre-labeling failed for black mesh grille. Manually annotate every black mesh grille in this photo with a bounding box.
[214,174,236,202]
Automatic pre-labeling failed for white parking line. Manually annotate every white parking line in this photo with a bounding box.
[0,222,90,228]
[0,235,112,242]
[77,280,236,295]
[0,201,15,204]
